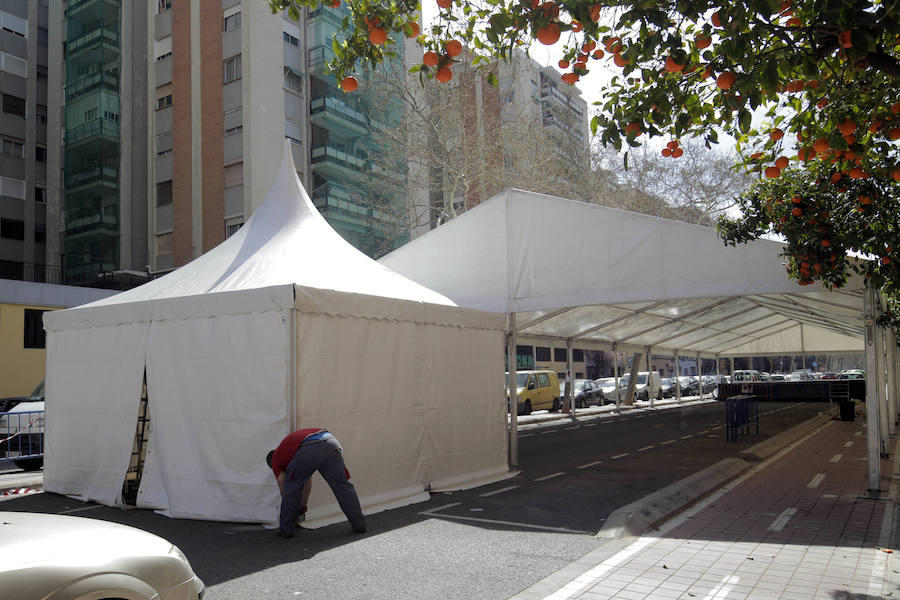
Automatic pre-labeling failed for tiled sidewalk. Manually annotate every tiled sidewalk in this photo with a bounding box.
[516,417,896,600]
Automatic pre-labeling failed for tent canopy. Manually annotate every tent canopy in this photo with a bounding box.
[381,189,866,358]
[42,143,507,526]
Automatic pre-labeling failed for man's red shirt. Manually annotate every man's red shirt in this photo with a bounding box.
[270,428,325,477]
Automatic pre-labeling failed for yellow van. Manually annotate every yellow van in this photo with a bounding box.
[505,370,561,415]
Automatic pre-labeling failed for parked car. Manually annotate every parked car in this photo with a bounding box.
[0,379,45,471]
[821,372,838,380]
[594,377,622,404]
[676,375,700,396]
[558,379,602,408]
[660,377,676,398]
[838,369,865,380]
[619,371,662,402]
[0,511,205,599]
[787,369,815,381]
[768,373,786,381]
[506,370,561,415]
[732,369,763,382]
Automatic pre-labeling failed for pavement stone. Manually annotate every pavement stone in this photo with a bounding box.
[511,407,900,600]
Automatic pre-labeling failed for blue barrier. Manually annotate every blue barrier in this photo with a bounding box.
[725,395,758,442]
[0,410,45,467]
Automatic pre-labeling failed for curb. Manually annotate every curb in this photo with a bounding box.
[597,412,832,539]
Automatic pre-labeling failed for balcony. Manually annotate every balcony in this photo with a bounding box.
[0,261,62,285]
[310,95,367,135]
[311,181,369,225]
[64,165,118,191]
[66,117,120,146]
[311,143,366,180]
[66,71,118,101]
[67,28,119,58]
[307,45,336,69]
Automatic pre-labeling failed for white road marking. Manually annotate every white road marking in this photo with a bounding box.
[637,445,654,452]
[535,472,566,482]
[767,507,797,531]
[844,441,854,448]
[660,440,676,445]
[830,454,843,463]
[564,426,578,431]
[584,423,597,427]
[807,473,826,488]
[423,511,591,535]
[420,502,461,514]
[57,505,103,515]
[541,430,558,435]
[519,434,534,438]
[478,486,519,498]
[540,536,656,599]
[681,434,694,439]
[610,453,629,459]
[577,461,603,469]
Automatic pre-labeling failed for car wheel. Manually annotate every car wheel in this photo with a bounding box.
[551,398,560,412]
[523,400,532,415]
[657,390,663,401]
[13,457,42,471]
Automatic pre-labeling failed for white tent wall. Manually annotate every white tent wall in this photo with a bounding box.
[44,322,149,507]
[291,302,507,527]
[142,309,291,522]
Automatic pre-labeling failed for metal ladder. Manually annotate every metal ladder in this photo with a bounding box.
[122,372,150,506]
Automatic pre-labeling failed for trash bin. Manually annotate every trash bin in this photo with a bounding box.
[839,400,855,421]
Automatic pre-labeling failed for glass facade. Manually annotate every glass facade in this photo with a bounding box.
[62,0,121,285]
[306,5,408,258]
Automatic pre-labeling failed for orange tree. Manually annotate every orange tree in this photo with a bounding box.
[267,0,900,305]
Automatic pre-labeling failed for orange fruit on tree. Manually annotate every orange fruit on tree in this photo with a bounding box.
[869,120,883,133]
[624,122,642,136]
[561,72,579,85]
[888,127,900,140]
[437,0,452,8]
[883,256,892,265]
[711,10,721,27]
[369,27,387,45]
[812,138,830,154]
[830,172,842,183]
[786,17,802,26]
[770,128,784,141]
[765,166,781,178]
[838,30,852,48]
[791,207,802,216]
[593,49,605,59]
[589,4,602,21]
[571,20,583,32]
[558,59,570,69]
[582,40,596,53]
[894,169,900,181]
[662,148,672,157]
[435,66,452,83]
[859,195,872,205]
[341,76,359,92]
[536,23,561,45]
[821,239,831,247]
[665,55,685,73]
[423,51,439,67]
[695,34,711,49]
[406,22,420,38]
[843,134,856,146]
[849,168,867,179]
[892,101,900,114]
[775,156,789,169]
[446,39,462,56]
[716,71,736,90]
[604,36,622,53]
[838,119,856,136]
[666,140,679,149]
[613,53,630,67]
[672,147,684,158]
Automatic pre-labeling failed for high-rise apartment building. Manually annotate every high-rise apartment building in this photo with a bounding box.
[0,1,49,283]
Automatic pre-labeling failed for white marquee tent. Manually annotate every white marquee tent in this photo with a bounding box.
[42,144,508,526]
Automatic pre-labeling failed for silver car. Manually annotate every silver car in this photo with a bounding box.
[0,511,204,599]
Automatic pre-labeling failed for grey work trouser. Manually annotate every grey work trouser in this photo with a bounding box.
[280,436,365,533]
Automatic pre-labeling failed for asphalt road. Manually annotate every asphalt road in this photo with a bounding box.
[0,400,828,600]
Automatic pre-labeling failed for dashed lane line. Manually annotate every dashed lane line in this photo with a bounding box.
[767,507,798,532]
[660,440,676,445]
[681,435,694,439]
[637,445,655,452]
[610,453,630,460]
[844,441,854,448]
[830,454,843,463]
[577,461,603,469]
[478,486,519,498]
[807,473,826,488]
[534,472,566,482]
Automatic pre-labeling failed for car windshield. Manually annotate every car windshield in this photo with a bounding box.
[636,374,647,385]
[505,373,530,387]
[27,380,44,402]
[678,376,693,385]
[596,378,616,387]
[661,378,673,386]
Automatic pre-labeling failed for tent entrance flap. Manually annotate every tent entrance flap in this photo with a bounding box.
[122,370,151,506]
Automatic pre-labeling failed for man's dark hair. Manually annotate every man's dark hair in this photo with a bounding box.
[266,450,274,468]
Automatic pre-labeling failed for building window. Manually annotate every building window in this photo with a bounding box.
[156,94,172,109]
[554,347,566,362]
[36,104,47,124]
[156,180,173,206]
[224,12,241,32]
[36,65,47,82]
[34,224,45,244]
[535,346,551,362]
[574,349,584,362]
[224,55,241,83]
[225,125,242,136]
[24,309,47,349]
[2,137,24,158]
[37,26,48,45]
[34,187,45,203]
[0,218,25,240]
[226,222,243,238]
[0,10,27,38]
[157,0,172,13]
[156,51,172,62]
[224,162,243,187]
[283,31,299,46]
[1,93,26,118]
[35,145,46,162]
[284,69,302,94]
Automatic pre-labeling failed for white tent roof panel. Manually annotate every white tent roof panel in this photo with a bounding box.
[381,189,868,357]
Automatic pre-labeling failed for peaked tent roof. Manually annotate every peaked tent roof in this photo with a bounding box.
[380,189,867,357]
[46,143,459,330]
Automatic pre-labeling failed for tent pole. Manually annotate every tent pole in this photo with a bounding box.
[507,313,518,469]
[864,286,882,495]
[875,295,890,454]
[675,349,681,402]
[890,329,899,430]
[567,340,575,422]
[613,343,620,408]
[646,345,653,407]
[290,307,297,431]
[696,352,702,399]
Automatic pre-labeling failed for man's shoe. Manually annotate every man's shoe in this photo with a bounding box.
[277,529,295,538]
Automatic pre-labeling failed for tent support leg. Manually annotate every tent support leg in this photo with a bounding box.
[567,340,575,422]
[507,313,518,469]
[864,286,882,495]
